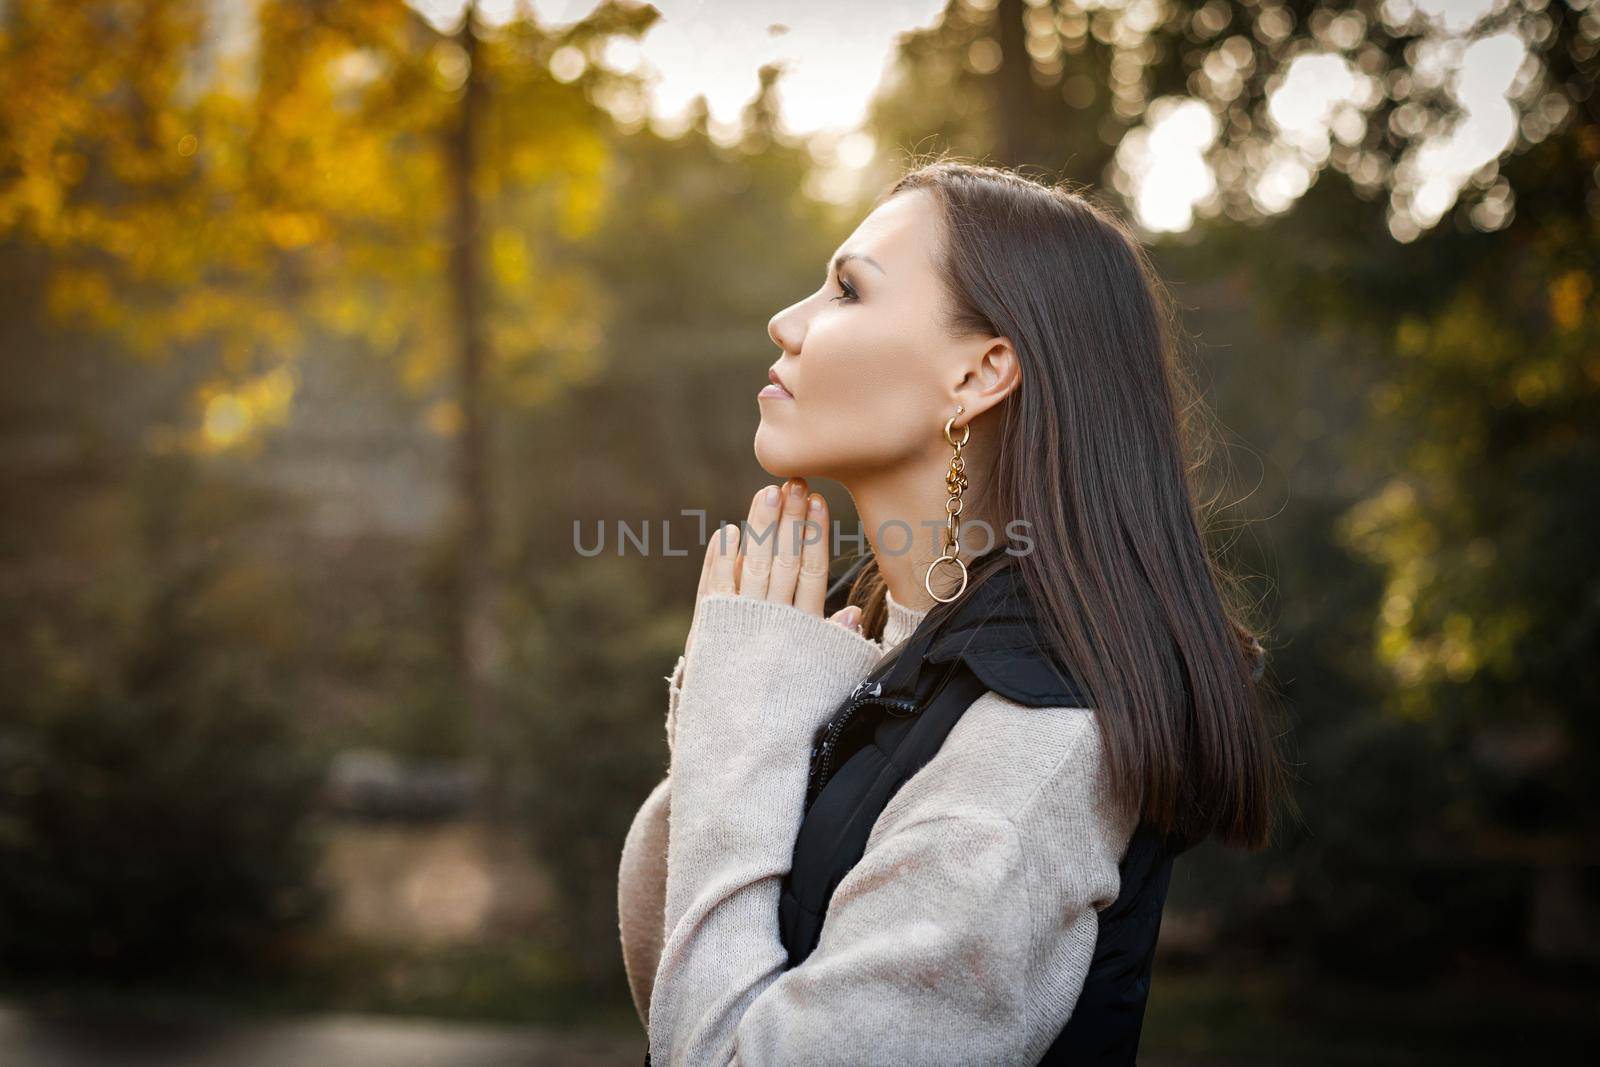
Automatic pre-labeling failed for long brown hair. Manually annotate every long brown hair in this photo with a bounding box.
[844,158,1291,851]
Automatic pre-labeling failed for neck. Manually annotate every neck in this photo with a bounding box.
[843,438,995,615]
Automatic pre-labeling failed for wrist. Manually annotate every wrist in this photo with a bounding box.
[679,594,884,734]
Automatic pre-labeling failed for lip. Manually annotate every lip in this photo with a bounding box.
[761,368,794,400]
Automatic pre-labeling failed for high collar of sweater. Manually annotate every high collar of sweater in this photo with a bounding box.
[882,589,928,648]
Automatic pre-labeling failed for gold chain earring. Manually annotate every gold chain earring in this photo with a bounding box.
[926,405,971,604]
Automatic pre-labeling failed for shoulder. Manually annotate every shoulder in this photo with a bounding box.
[867,691,1137,906]
[881,690,1105,826]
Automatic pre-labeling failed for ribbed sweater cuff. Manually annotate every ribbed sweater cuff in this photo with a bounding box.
[678,593,883,742]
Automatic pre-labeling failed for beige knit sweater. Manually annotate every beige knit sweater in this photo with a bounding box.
[617,586,1138,1065]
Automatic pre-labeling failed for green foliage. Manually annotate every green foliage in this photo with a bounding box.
[0,452,327,979]
[0,657,325,978]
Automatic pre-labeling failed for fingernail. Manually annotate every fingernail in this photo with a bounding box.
[846,607,862,631]
[809,495,823,514]
[765,485,780,506]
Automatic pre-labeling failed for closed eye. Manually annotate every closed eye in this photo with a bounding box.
[830,277,858,304]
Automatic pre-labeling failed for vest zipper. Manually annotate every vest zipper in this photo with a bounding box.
[807,678,920,801]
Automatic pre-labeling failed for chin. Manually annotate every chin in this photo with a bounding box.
[752,425,796,476]
[752,423,802,477]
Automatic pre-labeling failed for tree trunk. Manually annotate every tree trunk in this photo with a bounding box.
[446,1,507,826]
[993,0,1038,169]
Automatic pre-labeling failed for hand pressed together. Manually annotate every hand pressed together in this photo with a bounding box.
[681,478,864,682]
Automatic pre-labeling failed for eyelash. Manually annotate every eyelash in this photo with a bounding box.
[830,277,858,304]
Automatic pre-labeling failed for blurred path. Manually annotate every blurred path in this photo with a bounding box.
[0,1001,1278,1066]
[0,1004,643,1067]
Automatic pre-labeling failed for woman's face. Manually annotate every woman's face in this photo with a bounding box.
[760,188,961,481]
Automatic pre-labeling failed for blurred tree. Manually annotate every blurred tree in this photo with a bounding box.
[865,0,1593,229]
[1320,69,1598,869]
[0,0,660,820]
[1167,3,1600,970]
[0,449,325,978]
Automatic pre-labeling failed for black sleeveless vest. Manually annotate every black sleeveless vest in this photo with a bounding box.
[776,548,1196,1065]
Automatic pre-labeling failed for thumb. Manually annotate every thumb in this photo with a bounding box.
[830,605,863,634]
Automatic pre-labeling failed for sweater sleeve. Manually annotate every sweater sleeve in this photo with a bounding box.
[649,621,1125,1065]
[618,773,670,1029]
[617,650,689,1029]
[648,592,887,1062]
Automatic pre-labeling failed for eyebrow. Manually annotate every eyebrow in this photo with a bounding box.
[831,251,887,277]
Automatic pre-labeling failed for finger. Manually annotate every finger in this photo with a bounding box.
[765,479,807,605]
[709,521,741,596]
[829,605,863,634]
[795,492,830,617]
[739,483,782,601]
[696,526,717,598]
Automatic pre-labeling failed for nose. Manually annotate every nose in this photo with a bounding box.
[768,299,806,357]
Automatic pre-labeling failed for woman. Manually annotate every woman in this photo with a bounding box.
[617,160,1288,1065]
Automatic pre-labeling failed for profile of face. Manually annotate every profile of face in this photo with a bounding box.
[760,188,986,484]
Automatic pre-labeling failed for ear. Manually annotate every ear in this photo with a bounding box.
[951,336,1022,423]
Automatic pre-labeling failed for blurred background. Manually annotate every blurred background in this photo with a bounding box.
[1,0,1596,1063]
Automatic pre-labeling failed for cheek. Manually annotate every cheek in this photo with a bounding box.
[806,316,919,402]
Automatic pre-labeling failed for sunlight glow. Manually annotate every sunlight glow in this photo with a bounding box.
[630,0,949,143]
[1117,0,1530,235]
[1113,97,1219,233]
[403,0,1543,234]
[1393,30,1526,236]
[410,0,949,144]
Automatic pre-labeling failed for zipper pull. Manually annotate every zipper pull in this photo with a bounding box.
[850,678,882,700]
